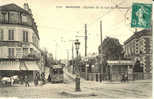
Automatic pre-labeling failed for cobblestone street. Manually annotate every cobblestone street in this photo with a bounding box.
[0,72,152,98]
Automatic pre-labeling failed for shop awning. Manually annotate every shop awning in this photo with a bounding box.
[107,60,134,66]
[0,61,20,70]
[24,61,40,71]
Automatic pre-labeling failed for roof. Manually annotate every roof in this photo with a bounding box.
[0,3,30,15]
[0,3,40,40]
[107,60,134,65]
[124,29,152,44]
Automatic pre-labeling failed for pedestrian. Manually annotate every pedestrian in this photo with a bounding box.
[34,75,38,86]
[25,75,30,87]
[48,74,51,82]
[20,75,24,84]
[10,77,14,86]
[121,73,125,83]
[41,73,45,85]
[124,73,128,82]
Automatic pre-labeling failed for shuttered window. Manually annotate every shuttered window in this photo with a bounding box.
[9,11,19,23]
[23,31,28,42]
[8,30,14,40]
[0,29,3,40]
[8,48,14,57]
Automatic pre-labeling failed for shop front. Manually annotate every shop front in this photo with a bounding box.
[0,59,40,81]
[107,60,134,81]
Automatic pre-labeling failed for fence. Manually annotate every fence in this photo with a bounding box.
[80,72,109,81]
[110,72,152,81]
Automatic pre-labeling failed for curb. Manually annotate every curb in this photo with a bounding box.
[60,90,97,97]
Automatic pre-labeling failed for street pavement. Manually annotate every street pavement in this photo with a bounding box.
[0,70,152,98]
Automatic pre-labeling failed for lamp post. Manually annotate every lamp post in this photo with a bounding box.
[74,39,81,91]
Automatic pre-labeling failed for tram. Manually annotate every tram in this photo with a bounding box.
[49,65,64,83]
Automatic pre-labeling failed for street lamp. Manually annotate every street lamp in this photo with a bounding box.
[74,39,81,91]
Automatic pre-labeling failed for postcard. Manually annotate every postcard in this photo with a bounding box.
[0,0,153,98]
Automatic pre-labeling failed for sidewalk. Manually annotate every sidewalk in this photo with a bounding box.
[60,90,97,97]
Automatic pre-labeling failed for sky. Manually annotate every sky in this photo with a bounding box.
[0,0,152,60]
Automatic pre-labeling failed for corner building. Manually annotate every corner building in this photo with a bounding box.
[0,3,43,80]
[124,29,152,79]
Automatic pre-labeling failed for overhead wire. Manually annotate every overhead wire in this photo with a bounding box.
[87,0,131,39]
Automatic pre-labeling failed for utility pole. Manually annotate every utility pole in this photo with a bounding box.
[75,24,88,57]
[55,42,57,62]
[85,24,87,57]
[72,42,75,74]
[100,20,103,82]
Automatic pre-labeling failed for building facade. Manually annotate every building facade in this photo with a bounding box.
[124,29,152,79]
[0,3,43,80]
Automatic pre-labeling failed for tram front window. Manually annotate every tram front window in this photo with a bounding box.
[59,69,63,74]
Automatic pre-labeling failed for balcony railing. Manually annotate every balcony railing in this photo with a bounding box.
[5,52,41,61]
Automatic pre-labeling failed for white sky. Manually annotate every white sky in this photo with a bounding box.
[0,0,152,60]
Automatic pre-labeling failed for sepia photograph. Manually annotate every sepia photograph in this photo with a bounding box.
[0,0,153,98]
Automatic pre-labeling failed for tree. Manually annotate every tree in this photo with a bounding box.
[99,37,124,60]
[41,48,56,67]
[47,53,56,66]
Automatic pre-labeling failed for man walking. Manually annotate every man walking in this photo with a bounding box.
[25,75,30,87]
[34,74,38,86]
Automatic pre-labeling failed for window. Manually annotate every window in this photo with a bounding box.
[59,69,63,74]
[0,11,8,23]
[23,48,29,55]
[16,48,22,58]
[9,11,19,23]
[30,48,33,53]
[8,48,14,57]
[21,15,28,24]
[0,12,3,23]
[0,29,3,40]
[8,30,14,40]
[23,31,28,42]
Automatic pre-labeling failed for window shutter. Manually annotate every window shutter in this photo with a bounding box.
[8,48,11,57]
[0,29,3,40]
[8,30,10,40]
[12,48,14,56]
[26,32,28,42]
[12,30,14,40]
[1,30,3,40]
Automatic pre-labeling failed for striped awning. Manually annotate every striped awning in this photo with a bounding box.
[24,61,40,71]
[0,61,20,70]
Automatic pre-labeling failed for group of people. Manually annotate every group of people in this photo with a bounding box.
[23,72,46,87]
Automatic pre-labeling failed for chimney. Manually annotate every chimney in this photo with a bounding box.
[24,3,32,14]
[24,3,29,11]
